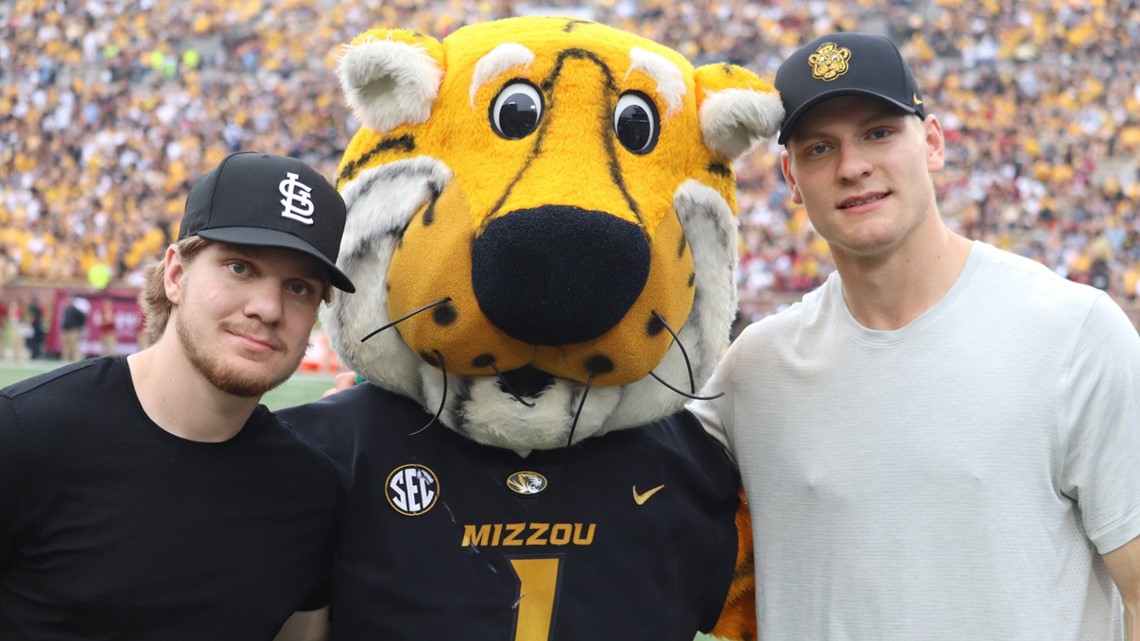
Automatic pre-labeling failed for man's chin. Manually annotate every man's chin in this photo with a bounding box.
[204,358,299,399]
[207,373,272,398]
[176,310,303,399]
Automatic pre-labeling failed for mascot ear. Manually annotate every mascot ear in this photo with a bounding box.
[337,29,445,135]
[694,64,784,161]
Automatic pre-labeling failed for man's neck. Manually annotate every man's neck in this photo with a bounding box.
[127,341,259,443]
[832,222,974,331]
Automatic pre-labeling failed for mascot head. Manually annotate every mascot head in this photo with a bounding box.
[325,16,781,451]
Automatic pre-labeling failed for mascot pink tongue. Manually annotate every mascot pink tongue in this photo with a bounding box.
[283,16,783,640]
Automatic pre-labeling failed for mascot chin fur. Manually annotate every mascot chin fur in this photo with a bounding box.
[283,16,782,640]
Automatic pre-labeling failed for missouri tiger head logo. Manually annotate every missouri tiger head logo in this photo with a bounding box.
[808,42,851,81]
[506,471,548,496]
[325,17,782,451]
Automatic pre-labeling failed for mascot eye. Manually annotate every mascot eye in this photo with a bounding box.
[490,81,543,139]
[614,92,659,154]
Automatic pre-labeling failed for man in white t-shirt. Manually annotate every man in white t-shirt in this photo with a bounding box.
[692,32,1140,641]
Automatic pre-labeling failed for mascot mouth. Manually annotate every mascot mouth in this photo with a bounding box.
[498,365,556,399]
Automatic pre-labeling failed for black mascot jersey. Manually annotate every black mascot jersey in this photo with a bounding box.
[280,384,741,641]
[0,357,340,641]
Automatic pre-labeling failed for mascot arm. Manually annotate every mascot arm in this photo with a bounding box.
[709,491,755,640]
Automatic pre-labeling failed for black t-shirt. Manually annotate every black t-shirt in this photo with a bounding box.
[0,357,340,641]
[280,384,740,641]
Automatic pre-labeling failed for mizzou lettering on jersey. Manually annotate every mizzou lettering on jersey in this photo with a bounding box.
[461,522,597,547]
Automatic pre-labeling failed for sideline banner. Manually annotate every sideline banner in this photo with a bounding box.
[45,288,143,358]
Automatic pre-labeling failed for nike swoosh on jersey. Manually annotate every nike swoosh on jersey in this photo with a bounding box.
[632,484,665,505]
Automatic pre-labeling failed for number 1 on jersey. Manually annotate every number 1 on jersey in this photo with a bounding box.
[508,556,563,641]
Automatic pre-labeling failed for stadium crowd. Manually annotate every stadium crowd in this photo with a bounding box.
[2,0,1139,326]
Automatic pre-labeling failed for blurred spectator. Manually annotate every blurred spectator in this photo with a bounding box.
[24,294,44,359]
[98,297,117,356]
[1,290,29,361]
[0,292,8,359]
[60,295,88,362]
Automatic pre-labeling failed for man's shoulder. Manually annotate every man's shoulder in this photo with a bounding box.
[973,242,1108,308]
[279,382,421,422]
[250,404,343,480]
[0,359,129,461]
[735,280,833,345]
[1,357,121,402]
[277,382,427,448]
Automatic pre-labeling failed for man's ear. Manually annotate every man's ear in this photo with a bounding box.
[924,114,946,172]
[164,245,186,305]
[780,149,803,205]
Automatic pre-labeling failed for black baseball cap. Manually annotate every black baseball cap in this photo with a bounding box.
[775,32,926,145]
[179,151,355,292]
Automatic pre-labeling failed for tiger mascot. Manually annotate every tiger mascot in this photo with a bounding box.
[280,16,781,640]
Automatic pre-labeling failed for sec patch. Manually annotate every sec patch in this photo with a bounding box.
[386,464,439,516]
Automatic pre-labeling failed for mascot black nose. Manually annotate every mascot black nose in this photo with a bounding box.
[472,206,650,346]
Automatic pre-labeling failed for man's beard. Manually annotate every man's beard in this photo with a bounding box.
[175,309,299,398]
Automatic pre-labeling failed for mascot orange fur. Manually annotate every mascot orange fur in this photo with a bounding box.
[281,16,780,640]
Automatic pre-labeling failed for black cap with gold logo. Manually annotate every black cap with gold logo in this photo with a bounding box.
[774,32,925,145]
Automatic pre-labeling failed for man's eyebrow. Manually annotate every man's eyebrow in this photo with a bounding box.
[795,104,912,141]
[289,254,328,282]
[299,263,326,282]
[223,243,326,280]
[281,254,327,282]
[217,242,257,258]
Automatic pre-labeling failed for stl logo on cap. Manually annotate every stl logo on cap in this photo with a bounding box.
[279,172,315,225]
[808,42,852,82]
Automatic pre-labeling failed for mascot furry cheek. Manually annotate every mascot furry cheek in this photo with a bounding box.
[321,16,781,640]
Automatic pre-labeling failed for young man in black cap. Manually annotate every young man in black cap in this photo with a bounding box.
[692,33,1140,640]
[0,152,355,641]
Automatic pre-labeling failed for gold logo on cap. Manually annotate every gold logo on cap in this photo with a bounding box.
[808,42,852,82]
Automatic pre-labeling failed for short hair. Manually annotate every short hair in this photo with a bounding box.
[138,237,333,342]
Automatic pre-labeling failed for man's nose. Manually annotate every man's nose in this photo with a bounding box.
[244,280,286,323]
[836,144,873,181]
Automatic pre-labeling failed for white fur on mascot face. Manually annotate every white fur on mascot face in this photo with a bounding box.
[324,17,782,452]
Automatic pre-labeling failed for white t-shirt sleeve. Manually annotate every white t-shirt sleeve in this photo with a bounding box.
[689,325,757,460]
[1059,294,1140,554]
